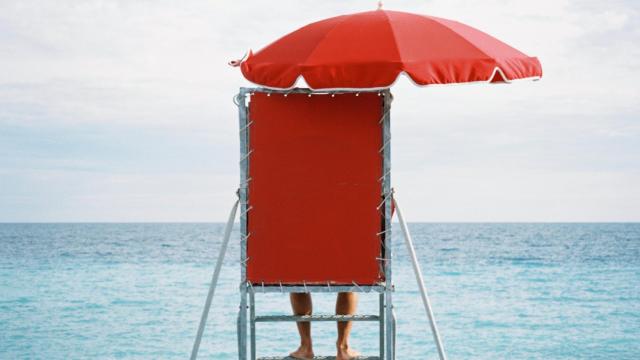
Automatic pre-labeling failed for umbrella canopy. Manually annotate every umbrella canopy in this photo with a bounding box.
[237,9,542,90]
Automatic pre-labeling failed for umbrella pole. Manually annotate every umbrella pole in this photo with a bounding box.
[393,196,448,360]
[190,197,240,360]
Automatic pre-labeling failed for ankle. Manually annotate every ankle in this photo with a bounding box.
[336,342,350,351]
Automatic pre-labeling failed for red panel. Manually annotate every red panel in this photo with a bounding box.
[246,92,384,285]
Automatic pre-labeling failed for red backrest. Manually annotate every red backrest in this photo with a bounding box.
[246,92,385,285]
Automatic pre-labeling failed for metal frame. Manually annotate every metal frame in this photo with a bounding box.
[381,88,394,360]
[237,87,394,360]
[394,196,447,360]
[190,197,240,360]
[190,87,446,360]
[238,88,251,360]
[242,285,386,294]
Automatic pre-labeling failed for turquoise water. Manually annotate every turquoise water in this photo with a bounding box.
[1,223,639,359]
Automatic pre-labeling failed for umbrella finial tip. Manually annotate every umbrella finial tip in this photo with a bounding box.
[228,51,248,67]
[377,1,383,10]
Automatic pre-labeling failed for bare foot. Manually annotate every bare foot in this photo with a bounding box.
[289,345,314,360]
[336,346,360,360]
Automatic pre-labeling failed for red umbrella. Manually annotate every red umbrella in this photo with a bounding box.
[236,9,542,90]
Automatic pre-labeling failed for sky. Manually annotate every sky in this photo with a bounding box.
[0,0,638,222]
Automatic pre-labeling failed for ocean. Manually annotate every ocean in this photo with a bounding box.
[1,223,638,359]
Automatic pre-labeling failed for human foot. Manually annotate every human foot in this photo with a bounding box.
[336,346,360,360]
[289,345,314,360]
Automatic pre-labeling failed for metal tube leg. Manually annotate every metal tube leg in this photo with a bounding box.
[190,198,240,360]
[385,290,394,360]
[393,197,448,360]
[379,293,385,360]
[250,292,256,360]
[237,311,242,360]
[392,308,397,360]
[239,286,248,360]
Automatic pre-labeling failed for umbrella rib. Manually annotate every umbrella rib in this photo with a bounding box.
[422,16,500,65]
[301,14,354,68]
[386,11,500,85]
[379,10,404,67]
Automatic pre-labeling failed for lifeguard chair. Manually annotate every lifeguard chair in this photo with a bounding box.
[191,6,542,360]
[190,87,445,360]
[238,88,393,360]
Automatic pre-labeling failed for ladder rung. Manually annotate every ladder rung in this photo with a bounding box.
[258,357,380,360]
[254,314,379,322]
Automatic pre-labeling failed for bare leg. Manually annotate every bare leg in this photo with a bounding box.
[336,292,360,360]
[289,293,314,359]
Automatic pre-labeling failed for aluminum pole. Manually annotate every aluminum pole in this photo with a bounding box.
[190,198,240,360]
[393,196,447,360]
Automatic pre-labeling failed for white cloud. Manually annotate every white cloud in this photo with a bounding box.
[0,0,639,221]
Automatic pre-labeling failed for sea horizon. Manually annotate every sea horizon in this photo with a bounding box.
[2,222,638,359]
[3,221,639,224]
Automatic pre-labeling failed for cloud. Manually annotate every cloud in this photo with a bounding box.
[0,168,238,222]
[0,0,639,221]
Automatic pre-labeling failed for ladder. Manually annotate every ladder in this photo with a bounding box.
[247,289,394,360]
